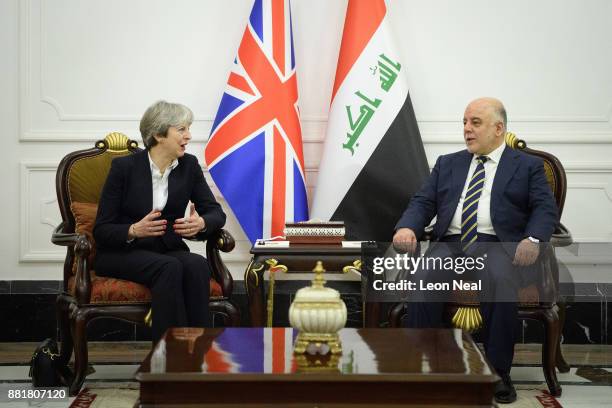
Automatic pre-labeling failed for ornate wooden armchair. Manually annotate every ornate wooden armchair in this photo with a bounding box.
[52,132,240,395]
[389,132,572,397]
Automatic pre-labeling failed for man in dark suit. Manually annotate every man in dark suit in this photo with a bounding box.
[94,101,226,343]
[394,97,558,403]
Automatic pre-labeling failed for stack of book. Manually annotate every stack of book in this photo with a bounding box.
[283,221,345,245]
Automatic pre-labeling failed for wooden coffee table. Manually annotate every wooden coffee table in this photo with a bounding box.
[136,327,498,407]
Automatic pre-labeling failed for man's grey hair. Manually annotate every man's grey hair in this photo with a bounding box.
[496,105,507,129]
[140,100,194,149]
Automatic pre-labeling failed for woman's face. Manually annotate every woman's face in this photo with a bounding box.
[157,124,192,159]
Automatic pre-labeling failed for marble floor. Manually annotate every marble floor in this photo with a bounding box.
[0,343,610,407]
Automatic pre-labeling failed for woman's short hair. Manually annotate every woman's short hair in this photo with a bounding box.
[140,100,194,149]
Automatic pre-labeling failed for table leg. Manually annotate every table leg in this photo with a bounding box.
[364,302,380,328]
[244,259,266,326]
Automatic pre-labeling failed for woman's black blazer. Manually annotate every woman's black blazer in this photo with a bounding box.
[93,150,226,253]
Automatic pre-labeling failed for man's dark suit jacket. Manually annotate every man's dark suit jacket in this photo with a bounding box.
[395,146,558,247]
[94,150,226,254]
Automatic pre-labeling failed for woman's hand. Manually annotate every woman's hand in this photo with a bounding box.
[129,210,167,239]
[174,203,206,238]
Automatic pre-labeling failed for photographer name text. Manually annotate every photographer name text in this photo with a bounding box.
[372,279,482,291]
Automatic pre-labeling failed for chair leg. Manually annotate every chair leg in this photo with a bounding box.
[555,300,570,373]
[542,307,562,397]
[55,294,74,369]
[69,309,89,396]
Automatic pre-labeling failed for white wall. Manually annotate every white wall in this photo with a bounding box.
[1,0,611,282]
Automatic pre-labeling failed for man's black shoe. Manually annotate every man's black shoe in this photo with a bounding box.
[494,373,517,404]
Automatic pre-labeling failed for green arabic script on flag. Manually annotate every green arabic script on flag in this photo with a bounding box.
[343,53,401,155]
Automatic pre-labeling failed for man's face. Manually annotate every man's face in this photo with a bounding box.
[463,101,504,155]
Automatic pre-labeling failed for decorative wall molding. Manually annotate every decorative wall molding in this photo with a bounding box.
[421,163,612,175]
[18,0,612,143]
[420,132,612,145]
[20,130,127,142]
[18,0,32,142]
[20,125,328,143]
[19,161,64,262]
[19,129,612,144]
[564,163,612,173]
[39,196,58,229]
[286,103,612,124]
[568,182,612,202]
[561,238,612,244]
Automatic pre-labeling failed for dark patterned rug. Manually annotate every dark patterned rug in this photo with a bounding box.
[69,383,561,407]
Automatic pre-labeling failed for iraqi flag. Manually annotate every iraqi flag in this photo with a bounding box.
[311,0,429,241]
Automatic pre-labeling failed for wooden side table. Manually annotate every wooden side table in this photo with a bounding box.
[244,244,381,327]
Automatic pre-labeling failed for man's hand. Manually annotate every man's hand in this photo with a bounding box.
[513,238,540,266]
[173,203,205,238]
[129,210,167,239]
[393,228,417,254]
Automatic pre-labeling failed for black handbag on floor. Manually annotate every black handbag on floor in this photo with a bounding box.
[29,338,71,387]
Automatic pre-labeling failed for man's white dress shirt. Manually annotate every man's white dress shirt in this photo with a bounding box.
[446,142,506,236]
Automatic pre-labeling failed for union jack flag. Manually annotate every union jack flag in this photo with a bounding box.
[202,328,298,373]
[205,0,308,243]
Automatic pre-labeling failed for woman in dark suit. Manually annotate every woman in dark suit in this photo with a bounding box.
[94,100,226,343]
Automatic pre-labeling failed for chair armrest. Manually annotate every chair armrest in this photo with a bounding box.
[551,222,572,247]
[51,222,92,304]
[206,229,236,297]
[211,229,236,253]
[537,243,558,304]
[422,225,434,242]
[51,222,80,246]
[388,302,406,328]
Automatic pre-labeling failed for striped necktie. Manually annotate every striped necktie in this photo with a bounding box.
[461,156,489,250]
